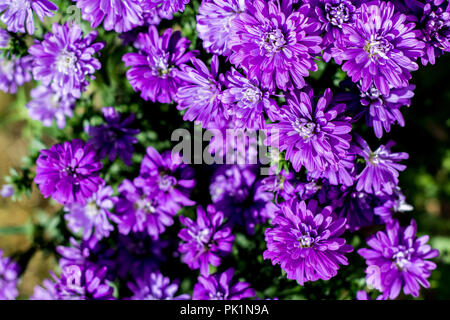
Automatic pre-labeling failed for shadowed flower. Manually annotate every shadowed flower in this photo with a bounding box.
[358,220,439,299]
[148,0,190,15]
[0,249,19,300]
[128,272,190,300]
[0,55,32,94]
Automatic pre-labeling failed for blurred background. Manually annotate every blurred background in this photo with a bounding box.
[0,53,449,300]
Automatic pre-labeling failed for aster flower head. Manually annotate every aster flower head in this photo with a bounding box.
[355,136,409,195]
[178,205,235,275]
[267,88,353,175]
[264,199,353,285]
[87,107,140,166]
[128,272,190,300]
[135,146,195,212]
[0,0,58,34]
[193,268,256,300]
[74,0,144,33]
[34,139,103,206]
[229,0,323,91]
[333,2,424,95]
[221,68,279,130]
[148,0,191,15]
[176,56,224,129]
[197,0,246,56]
[113,178,176,239]
[0,184,14,198]
[29,23,104,98]
[0,54,33,94]
[26,85,76,129]
[0,249,19,300]
[260,166,298,202]
[358,219,439,299]
[64,182,117,243]
[123,26,198,103]
[0,28,10,48]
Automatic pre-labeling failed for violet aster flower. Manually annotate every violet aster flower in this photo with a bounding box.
[87,107,139,166]
[123,26,198,103]
[178,205,235,275]
[113,178,176,239]
[29,23,104,98]
[0,0,58,34]
[193,268,256,300]
[0,55,33,94]
[74,0,144,33]
[267,88,352,175]
[355,136,409,195]
[260,167,298,202]
[221,68,278,130]
[148,0,190,15]
[135,146,195,212]
[176,56,224,129]
[0,28,10,48]
[128,272,190,300]
[358,220,439,299]
[264,199,353,285]
[38,265,115,300]
[31,279,59,300]
[228,0,323,91]
[34,139,103,206]
[64,182,117,243]
[26,85,76,129]
[0,249,19,300]
[333,2,424,95]
[197,0,246,56]
[0,184,14,198]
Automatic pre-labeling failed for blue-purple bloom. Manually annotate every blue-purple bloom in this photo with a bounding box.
[229,0,323,91]
[34,139,103,206]
[0,249,19,300]
[26,85,76,129]
[267,88,352,176]
[0,184,14,198]
[333,2,424,95]
[74,0,144,33]
[123,26,198,103]
[197,0,246,56]
[264,199,353,285]
[0,55,33,94]
[193,268,256,300]
[148,0,191,15]
[29,23,104,98]
[0,0,57,34]
[178,205,235,275]
[358,220,439,299]
[128,272,190,300]
[355,137,409,195]
[64,182,117,243]
[176,56,224,129]
[87,107,139,166]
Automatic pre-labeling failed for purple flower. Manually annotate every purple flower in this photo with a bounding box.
[0,0,57,34]
[333,2,424,95]
[229,0,322,91]
[113,178,176,239]
[355,137,409,195]
[197,0,246,56]
[123,26,197,103]
[267,88,352,176]
[193,268,256,300]
[221,68,279,130]
[260,167,298,202]
[31,279,59,300]
[374,187,413,223]
[34,139,103,205]
[37,265,115,300]
[128,272,190,300]
[29,23,104,98]
[64,182,117,243]
[26,85,76,129]
[176,56,224,129]
[0,28,10,47]
[0,249,19,300]
[358,220,439,299]
[135,146,195,212]
[0,55,33,94]
[264,199,353,285]
[178,205,235,275]
[0,184,14,198]
[87,107,139,166]
[148,0,190,15]
[74,0,144,33]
